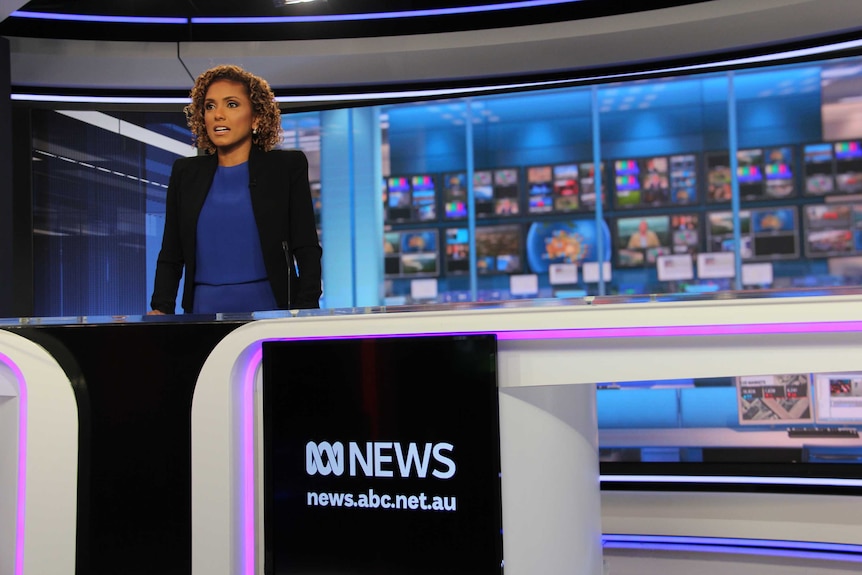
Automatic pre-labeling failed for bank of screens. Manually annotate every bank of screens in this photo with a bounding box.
[475,225,523,274]
[804,202,862,257]
[526,162,606,214]
[706,207,798,260]
[615,214,699,267]
[706,148,794,202]
[614,155,697,208]
[473,169,520,218]
[737,373,813,425]
[813,372,862,424]
[385,174,437,223]
[383,229,439,277]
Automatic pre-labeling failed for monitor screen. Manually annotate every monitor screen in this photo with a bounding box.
[443,172,468,219]
[383,229,440,277]
[706,152,732,202]
[578,162,606,209]
[262,335,503,575]
[493,168,520,216]
[445,228,470,274]
[750,207,799,259]
[526,165,554,214]
[669,154,698,204]
[804,203,856,257]
[386,176,412,222]
[804,143,836,195]
[706,210,753,259]
[553,163,580,212]
[736,148,765,201]
[411,174,437,221]
[737,373,813,425]
[525,218,612,273]
[615,215,672,267]
[813,372,862,424]
[613,158,642,208]
[638,156,671,206]
[764,146,794,199]
[473,170,495,218]
[669,213,700,256]
[475,225,524,274]
[834,140,862,194]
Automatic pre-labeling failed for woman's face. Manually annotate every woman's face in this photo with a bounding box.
[203,79,257,158]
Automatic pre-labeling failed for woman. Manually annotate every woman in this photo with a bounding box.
[149,65,322,314]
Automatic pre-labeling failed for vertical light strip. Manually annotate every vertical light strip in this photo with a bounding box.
[348,111,358,307]
[242,345,263,575]
[591,86,605,295]
[727,71,742,289]
[0,353,27,575]
[465,99,478,301]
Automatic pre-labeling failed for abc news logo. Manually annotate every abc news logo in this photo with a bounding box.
[306,441,455,479]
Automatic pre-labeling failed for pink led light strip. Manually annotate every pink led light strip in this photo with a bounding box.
[0,353,27,575]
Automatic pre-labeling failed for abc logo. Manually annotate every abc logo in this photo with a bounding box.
[306,441,455,479]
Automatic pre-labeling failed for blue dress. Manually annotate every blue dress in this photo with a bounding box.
[193,162,278,313]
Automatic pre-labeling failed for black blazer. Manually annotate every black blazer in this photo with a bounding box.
[150,146,322,313]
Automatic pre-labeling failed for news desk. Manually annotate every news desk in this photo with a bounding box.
[3,290,862,575]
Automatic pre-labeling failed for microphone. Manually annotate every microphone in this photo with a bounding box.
[282,240,293,310]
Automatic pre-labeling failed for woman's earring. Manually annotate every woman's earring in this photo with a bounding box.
[253,127,258,135]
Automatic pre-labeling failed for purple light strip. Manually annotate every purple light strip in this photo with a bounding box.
[10,10,188,24]
[238,320,862,565]
[603,535,862,555]
[600,474,862,488]
[242,345,263,575]
[0,353,27,575]
[602,541,862,563]
[192,0,584,24]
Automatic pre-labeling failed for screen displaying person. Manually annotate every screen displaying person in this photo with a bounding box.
[149,65,322,314]
[627,219,661,250]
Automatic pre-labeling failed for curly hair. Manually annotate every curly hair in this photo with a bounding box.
[185,64,282,154]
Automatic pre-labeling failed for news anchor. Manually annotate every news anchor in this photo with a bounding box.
[149,64,322,314]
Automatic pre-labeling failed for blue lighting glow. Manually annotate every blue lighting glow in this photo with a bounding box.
[192,1,586,24]
[603,535,862,562]
[600,474,862,488]
[10,10,188,24]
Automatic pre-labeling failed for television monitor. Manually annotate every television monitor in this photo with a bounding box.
[834,140,862,194]
[525,218,612,273]
[813,371,862,424]
[764,147,794,199]
[386,176,412,222]
[750,207,799,259]
[669,213,700,256]
[669,154,698,204]
[615,215,672,267]
[804,203,855,257]
[553,164,580,212]
[706,152,732,202]
[411,174,437,221]
[736,148,765,201]
[473,170,495,217]
[493,168,520,216]
[706,210,753,259]
[443,172,468,219]
[613,158,641,208]
[310,181,322,225]
[638,156,671,206]
[475,225,523,274]
[578,162,606,209]
[526,165,554,214]
[445,228,470,274]
[804,143,836,195]
[736,373,813,425]
[383,229,440,277]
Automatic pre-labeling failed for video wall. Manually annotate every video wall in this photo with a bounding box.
[383,139,862,283]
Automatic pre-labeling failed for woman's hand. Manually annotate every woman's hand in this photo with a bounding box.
[147,310,166,315]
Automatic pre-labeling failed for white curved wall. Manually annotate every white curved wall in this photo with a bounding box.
[5,0,862,91]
